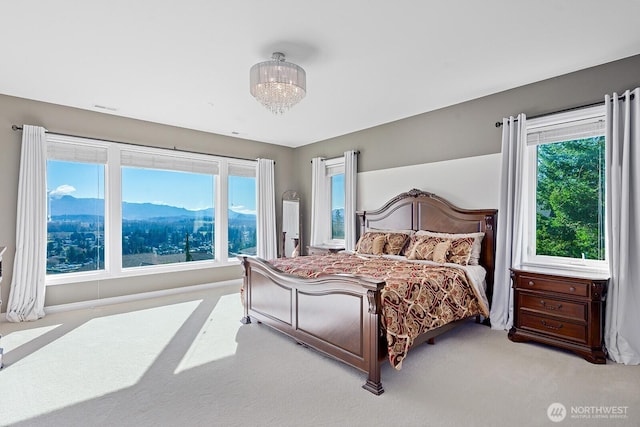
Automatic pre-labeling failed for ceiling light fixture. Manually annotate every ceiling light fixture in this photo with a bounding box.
[250,52,306,114]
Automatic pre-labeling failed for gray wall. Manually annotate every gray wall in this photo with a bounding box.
[0,95,295,311]
[293,54,640,252]
[2,54,639,311]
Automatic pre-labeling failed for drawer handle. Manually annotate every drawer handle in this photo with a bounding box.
[540,300,563,311]
[541,320,564,330]
[528,281,535,286]
[569,286,576,292]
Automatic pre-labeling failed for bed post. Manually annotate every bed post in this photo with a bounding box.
[239,256,251,324]
[362,289,384,395]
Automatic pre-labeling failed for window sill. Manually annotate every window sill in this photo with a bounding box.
[45,257,241,286]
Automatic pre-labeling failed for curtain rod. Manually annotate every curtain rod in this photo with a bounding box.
[309,150,360,163]
[494,92,635,128]
[11,124,261,163]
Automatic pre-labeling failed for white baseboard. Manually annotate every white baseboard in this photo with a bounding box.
[43,279,243,315]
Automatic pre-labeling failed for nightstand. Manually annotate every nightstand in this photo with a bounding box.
[307,244,344,255]
[508,267,608,364]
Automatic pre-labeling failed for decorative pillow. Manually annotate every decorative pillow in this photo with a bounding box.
[371,235,387,255]
[356,231,387,254]
[407,236,448,260]
[415,230,485,265]
[384,232,411,255]
[432,240,451,263]
[447,237,475,265]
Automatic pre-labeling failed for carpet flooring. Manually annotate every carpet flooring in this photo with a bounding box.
[1,283,638,426]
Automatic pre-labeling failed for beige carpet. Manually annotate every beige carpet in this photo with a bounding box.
[0,283,638,427]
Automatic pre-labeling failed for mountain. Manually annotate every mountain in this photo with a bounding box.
[49,195,251,220]
[332,208,344,221]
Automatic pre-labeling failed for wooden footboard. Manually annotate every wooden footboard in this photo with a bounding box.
[239,255,387,394]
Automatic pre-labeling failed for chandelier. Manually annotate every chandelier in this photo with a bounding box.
[250,52,306,114]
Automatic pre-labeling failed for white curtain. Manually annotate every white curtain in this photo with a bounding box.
[344,150,358,251]
[604,88,640,364]
[490,114,527,330]
[256,158,277,260]
[6,125,48,322]
[310,157,330,246]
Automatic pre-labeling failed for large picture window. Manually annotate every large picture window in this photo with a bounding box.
[121,167,215,268]
[47,160,105,274]
[45,134,256,283]
[524,105,607,271]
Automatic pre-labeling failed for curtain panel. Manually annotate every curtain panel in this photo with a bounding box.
[256,158,277,260]
[344,150,358,252]
[6,125,48,322]
[490,114,527,330]
[604,88,640,364]
[310,157,330,246]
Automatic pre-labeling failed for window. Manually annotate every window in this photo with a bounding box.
[121,167,215,268]
[47,160,105,275]
[331,173,345,240]
[523,105,607,271]
[45,134,256,283]
[325,157,345,243]
[228,164,257,257]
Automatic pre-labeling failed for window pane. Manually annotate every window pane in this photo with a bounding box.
[121,167,214,267]
[47,160,105,274]
[228,175,256,256]
[536,137,606,260]
[331,173,345,240]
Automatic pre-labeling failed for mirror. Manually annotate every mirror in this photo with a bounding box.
[282,191,300,257]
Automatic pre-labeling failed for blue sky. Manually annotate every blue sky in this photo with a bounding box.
[47,161,257,213]
[332,173,345,209]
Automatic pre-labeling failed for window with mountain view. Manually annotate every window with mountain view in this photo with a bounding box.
[45,134,257,282]
[331,173,345,240]
[524,106,607,270]
[228,172,256,257]
[47,160,105,274]
[121,167,215,268]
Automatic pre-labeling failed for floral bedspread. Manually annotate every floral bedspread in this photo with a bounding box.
[269,253,488,369]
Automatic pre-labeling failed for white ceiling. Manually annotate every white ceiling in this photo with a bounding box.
[2,1,639,148]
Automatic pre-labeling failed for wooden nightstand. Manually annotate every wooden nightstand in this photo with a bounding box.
[508,267,608,364]
[307,244,344,255]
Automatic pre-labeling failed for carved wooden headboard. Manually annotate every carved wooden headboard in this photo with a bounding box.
[356,189,498,304]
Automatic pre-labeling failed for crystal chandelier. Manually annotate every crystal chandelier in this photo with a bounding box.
[250,52,306,114]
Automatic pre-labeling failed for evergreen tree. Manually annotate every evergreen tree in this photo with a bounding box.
[185,233,193,262]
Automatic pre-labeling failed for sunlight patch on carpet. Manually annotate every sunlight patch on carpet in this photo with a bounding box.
[174,293,242,374]
[0,300,200,425]
[1,324,62,352]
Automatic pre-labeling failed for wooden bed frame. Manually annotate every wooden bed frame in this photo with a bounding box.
[239,189,497,394]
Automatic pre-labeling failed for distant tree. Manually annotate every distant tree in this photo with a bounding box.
[332,209,344,239]
[536,137,605,260]
[185,233,193,262]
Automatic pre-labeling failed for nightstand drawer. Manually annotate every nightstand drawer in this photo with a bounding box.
[519,311,587,344]
[516,275,588,297]
[518,293,587,322]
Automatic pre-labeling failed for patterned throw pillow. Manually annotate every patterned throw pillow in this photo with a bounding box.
[356,232,387,254]
[384,233,410,255]
[407,236,448,260]
[447,237,475,265]
[432,240,451,263]
[372,235,387,255]
[415,230,485,265]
